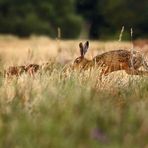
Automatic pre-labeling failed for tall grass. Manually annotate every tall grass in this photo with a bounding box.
[0,65,148,148]
[0,36,148,148]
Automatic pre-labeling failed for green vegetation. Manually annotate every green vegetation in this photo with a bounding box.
[0,0,83,38]
[76,0,148,39]
[0,65,148,148]
[0,0,148,39]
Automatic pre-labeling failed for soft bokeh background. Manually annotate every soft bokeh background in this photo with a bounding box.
[0,1,148,148]
[0,0,148,39]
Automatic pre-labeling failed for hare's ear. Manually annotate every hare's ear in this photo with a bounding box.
[83,41,89,55]
[79,42,84,57]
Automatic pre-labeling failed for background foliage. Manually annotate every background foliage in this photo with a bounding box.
[0,0,148,39]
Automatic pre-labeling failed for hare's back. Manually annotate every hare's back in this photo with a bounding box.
[94,50,131,65]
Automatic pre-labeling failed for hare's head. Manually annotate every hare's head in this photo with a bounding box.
[72,41,90,70]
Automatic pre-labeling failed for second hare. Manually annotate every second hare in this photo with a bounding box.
[73,41,148,77]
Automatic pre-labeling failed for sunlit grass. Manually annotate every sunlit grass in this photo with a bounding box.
[0,35,148,148]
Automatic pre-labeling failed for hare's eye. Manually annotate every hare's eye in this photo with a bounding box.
[75,58,81,64]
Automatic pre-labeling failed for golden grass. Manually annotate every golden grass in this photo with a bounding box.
[1,35,148,147]
[0,35,132,65]
[0,35,147,86]
[0,34,146,101]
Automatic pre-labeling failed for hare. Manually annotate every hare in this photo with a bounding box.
[72,41,148,77]
[25,64,40,77]
[4,62,53,78]
[26,62,52,76]
[4,65,26,78]
[4,64,40,78]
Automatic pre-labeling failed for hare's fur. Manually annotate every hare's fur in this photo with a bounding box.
[4,64,40,78]
[73,41,148,77]
[4,60,55,79]
[4,66,26,78]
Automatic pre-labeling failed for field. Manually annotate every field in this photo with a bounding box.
[0,35,148,148]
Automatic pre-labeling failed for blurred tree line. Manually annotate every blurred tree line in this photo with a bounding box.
[0,0,147,39]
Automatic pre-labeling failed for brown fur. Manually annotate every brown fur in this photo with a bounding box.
[72,41,148,78]
[25,64,40,77]
[4,66,26,78]
[4,62,54,78]
[4,64,40,78]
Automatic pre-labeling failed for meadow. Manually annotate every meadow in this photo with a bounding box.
[0,35,148,148]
